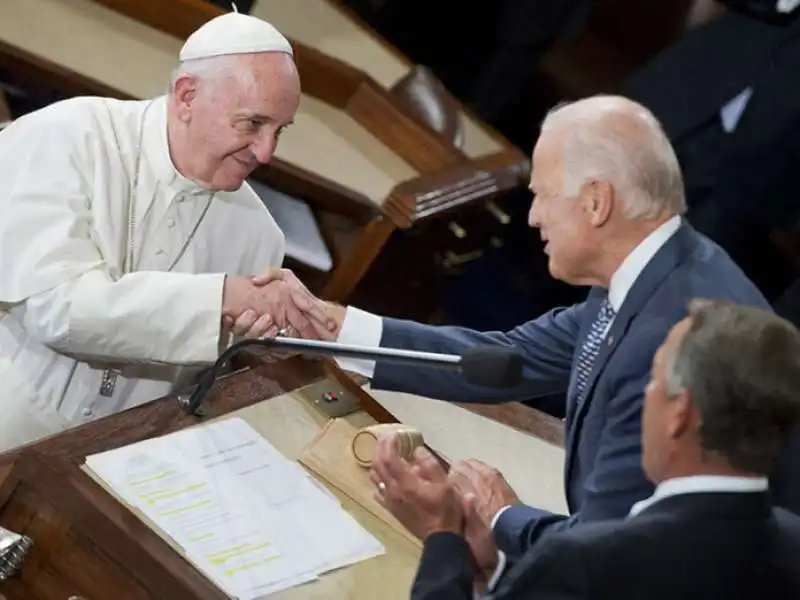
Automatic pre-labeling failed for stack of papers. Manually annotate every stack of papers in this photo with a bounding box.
[248,180,333,272]
[85,418,384,599]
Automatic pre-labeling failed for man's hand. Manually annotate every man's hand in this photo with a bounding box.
[456,482,500,571]
[448,460,520,528]
[250,268,346,340]
[370,435,463,541]
[221,273,334,339]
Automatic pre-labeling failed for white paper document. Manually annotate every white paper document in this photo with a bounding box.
[85,418,384,599]
[248,180,333,272]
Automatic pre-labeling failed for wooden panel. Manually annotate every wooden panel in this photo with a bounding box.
[90,0,466,171]
[0,454,227,600]
[0,355,566,599]
[251,0,507,160]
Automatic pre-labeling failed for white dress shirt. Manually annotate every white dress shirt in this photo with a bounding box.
[628,475,769,517]
[0,95,285,450]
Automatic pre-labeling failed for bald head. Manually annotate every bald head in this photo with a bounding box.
[541,95,686,220]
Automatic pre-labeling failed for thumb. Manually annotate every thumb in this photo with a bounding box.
[462,492,481,522]
[251,269,284,286]
[288,288,313,311]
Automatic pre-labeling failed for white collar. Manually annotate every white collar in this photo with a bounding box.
[629,475,769,517]
[608,215,682,311]
[141,96,207,197]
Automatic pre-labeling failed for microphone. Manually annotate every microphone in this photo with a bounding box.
[178,336,524,416]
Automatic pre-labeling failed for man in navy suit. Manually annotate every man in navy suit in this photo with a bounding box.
[372,301,800,600]
[241,95,769,575]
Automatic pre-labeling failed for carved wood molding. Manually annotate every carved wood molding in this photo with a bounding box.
[88,0,528,224]
[0,38,377,224]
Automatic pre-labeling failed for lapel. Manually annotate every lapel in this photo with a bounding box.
[625,12,783,142]
[564,225,702,485]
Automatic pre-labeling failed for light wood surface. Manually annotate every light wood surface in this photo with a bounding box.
[79,380,566,599]
[0,0,417,206]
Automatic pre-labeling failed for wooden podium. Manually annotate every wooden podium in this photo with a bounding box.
[0,0,530,319]
[0,352,566,600]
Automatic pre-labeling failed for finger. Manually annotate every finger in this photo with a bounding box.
[411,447,446,482]
[306,315,337,341]
[376,435,416,486]
[251,268,286,286]
[370,451,394,490]
[288,288,334,327]
[243,313,273,339]
[462,492,478,516]
[284,305,317,339]
[369,466,383,487]
[455,460,490,484]
[222,315,234,329]
[231,310,258,336]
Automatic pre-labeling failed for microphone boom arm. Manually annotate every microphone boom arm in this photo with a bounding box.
[179,337,463,417]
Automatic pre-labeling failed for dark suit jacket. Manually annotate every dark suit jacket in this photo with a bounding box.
[625,12,800,271]
[412,491,800,600]
[371,224,770,558]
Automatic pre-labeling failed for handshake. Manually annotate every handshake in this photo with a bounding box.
[220,268,343,340]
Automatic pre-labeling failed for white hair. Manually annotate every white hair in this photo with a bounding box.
[541,95,687,220]
[168,54,254,95]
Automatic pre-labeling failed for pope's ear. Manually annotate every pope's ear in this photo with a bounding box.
[171,75,199,118]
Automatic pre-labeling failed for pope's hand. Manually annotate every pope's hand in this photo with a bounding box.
[250,268,346,340]
[221,273,334,339]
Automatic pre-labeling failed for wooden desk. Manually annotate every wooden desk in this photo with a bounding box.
[0,355,565,600]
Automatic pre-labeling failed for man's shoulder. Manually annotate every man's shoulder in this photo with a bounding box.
[5,96,147,147]
[654,227,768,308]
[14,96,139,127]
[543,512,679,558]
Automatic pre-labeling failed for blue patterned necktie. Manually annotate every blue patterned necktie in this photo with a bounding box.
[574,298,616,398]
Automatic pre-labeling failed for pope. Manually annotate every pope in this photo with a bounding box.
[0,13,332,451]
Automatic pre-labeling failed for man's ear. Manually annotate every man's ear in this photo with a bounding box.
[171,75,199,123]
[585,180,614,227]
[666,390,693,440]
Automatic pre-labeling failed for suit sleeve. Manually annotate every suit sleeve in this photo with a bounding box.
[491,323,663,558]
[411,532,477,600]
[489,534,590,600]
[371,304,584,404]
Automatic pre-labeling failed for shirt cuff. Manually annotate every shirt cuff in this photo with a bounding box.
[485,504,512,591]
[334,306,383,378]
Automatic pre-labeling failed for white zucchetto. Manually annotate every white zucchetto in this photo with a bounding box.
[179,13,293,62]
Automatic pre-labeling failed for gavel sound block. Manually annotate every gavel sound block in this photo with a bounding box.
[351,424,425,468]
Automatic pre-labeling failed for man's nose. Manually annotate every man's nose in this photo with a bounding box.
[251,133,277,165]
[528,198,541,228]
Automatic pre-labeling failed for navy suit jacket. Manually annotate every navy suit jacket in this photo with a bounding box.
[371,224,770,558]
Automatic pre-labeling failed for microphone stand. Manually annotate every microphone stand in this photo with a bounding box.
[178,336,465,417]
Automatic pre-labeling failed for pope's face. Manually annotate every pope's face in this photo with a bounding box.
[178,52,301,191]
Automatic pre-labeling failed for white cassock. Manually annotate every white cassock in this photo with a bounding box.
[0,94,285,451]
